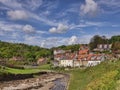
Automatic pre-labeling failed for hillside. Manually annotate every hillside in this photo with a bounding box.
[0,41,52,64]
[51,44,84,52]
[68,59,120,90]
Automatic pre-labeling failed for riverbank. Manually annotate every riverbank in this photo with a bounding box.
[0,72,69,90]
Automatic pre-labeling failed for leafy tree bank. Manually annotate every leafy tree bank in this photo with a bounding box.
[0,41,52,64]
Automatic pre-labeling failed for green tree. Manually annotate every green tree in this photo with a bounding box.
[109,35,120,43]
[112,42,120,51]
[89,35,108,50]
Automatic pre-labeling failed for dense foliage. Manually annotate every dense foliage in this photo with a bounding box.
[109,35,120,43]
[89,35,108,50]
[89,35,120,50]
[110,36,120,52]
[52,44,82,52]
[0,41,52,63]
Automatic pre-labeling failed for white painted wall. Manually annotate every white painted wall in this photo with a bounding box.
[87,61,101,67]
[60,60,73,67]
[74,61,81,67]
[54,50,65,55]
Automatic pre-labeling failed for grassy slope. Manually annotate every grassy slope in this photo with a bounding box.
[0,64,51,74]
[1,60,120,90]
[68,60,120,90]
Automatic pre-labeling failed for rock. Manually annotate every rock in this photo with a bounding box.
[0,73,69,90]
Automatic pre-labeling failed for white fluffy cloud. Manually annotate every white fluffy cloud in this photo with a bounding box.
[0,0,43,10]
[22,25,35,33]
[68,36,78,45]
[49,23,69,33]
[80,0,98,15]
[0,21,22,31]
[0,0,22,9]
[7,10,28,20]
[25,0,43,10]
[23,35,41,46]
[40,41,45,48]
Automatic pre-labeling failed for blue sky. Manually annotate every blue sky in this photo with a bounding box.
[0,0,120,48]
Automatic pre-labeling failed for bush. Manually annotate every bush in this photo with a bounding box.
[86,70,118,90]
[52,66,65,71]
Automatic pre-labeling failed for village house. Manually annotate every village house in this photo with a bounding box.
[60,59,73,67]
[37,58,46,65]
[59,52,76,67]
[73,60,81,67]
[54,49,65,55]
[53,48,83,67]
[54,49,65,60]
[53,46,106,68]
[52,49,65,67]
[77,54,105,67]
[53,49,74,67]
[77,48,89,67]
[54,53,64,61]
[87,54,105,67]
[94,44,112,52]
[52,60,59,67]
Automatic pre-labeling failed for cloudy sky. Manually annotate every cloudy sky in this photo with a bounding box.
[0,0,120,48]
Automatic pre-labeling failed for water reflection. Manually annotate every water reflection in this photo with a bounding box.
[51,78,66,90]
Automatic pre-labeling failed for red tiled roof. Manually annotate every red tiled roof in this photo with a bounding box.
[38,58,45,62]
[77,54,102,61]
[54,48,103,61]
[78,49,89,55]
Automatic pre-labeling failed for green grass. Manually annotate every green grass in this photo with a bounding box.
[38,64,51,70]
[68,60,120,90]
[0,64,51,74]
[4,67,40,74]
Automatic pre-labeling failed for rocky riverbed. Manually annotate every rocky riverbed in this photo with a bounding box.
[0,73,69,90]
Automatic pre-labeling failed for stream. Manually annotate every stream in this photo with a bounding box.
[51,78,66,90]
[0,73,69,90]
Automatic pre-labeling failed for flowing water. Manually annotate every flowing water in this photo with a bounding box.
[51,74,69,90]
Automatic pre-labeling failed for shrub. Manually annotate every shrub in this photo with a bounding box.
[86,70,118,90]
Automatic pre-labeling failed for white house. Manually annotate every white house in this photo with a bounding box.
[73,60,81,67]
[60,60,73,67]
[87,55,105,67]
[87,61,101,67]
[59,51,77,67]
[54,49,65,55]
[97,44,112,51]
[53,48,106,68]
